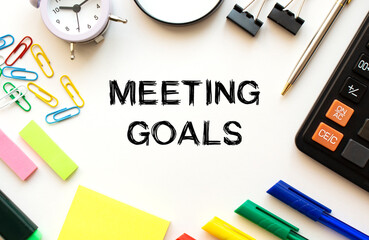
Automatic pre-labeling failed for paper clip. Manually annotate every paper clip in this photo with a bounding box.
[31,44,54,78]
[268,0,306,35]
[3,82,31,112]
[45,106,80,124]
[0,55,5,66]
[5,36,33,66]
[60,75,85,108]
[0,34,15,50]
[2,67,38,81]
[227,0,267,36]
[0,86,28,110]
[27,82,59,107]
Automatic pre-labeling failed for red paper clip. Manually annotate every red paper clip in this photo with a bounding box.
[5,36,33,66]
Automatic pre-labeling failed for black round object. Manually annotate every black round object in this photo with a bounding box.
[134,0,224,25]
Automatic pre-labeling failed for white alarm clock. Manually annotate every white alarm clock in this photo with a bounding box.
[30,0,127,60]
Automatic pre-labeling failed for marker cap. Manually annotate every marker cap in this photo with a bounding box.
[0,190,40,240]
[267,180,332,221]
[202,216,255,240]
[235,200,303,240]
[177,233,195,240]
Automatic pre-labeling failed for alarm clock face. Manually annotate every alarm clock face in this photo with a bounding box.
[40,0,110,42]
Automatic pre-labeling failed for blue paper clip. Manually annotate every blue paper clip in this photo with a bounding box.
[45,106,80,124]
[2,67,38,81]
[0,35,14,50]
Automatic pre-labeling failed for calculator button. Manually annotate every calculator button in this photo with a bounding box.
[340,77,367,103]
[353,54,369,80]
[325,100,354,127]
[341,139,369,168]
[312,122,343,151]
[358,119,369,142]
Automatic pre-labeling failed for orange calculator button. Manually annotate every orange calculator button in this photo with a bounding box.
[312,122,344,151]
[325,100,354,127]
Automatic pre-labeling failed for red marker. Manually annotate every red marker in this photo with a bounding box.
[177,233,196,240]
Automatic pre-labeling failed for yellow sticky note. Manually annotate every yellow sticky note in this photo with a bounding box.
[58,186,170,240]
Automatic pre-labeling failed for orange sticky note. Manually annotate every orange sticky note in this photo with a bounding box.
[58,186,170,240]
[326,100,354,127]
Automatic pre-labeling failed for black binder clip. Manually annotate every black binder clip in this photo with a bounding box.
[227,0,267,37]
[268,0,306,35]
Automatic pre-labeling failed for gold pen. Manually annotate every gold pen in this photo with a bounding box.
[281,0,352,96]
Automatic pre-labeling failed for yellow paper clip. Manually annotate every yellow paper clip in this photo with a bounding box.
[27,82,58,107]
[202,217,255,240]
[30,44,54,78]
[60,75,85,108]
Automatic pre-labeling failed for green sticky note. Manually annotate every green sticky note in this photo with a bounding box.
[19,120,78,180]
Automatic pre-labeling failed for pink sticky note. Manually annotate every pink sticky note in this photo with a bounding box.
[0,129,37,180]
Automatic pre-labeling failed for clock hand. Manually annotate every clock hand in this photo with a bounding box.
[59,6,74,10]
[76,12,80,33]
[79,0,89,7]
[60,0,88,13]
[60,4,82,13]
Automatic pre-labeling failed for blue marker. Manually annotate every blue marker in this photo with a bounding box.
[267,180,369,240]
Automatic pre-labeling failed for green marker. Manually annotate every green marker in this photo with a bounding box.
[0,190,42,240]
[27,230,42,240]
[235,200,308,240]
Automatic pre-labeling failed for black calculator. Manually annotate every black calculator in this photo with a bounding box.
[296,12,369,192]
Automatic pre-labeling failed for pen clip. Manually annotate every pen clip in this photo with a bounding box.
[257,203,299,231]
[267,180,332,221]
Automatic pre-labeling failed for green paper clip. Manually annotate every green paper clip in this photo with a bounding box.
[235,200,308,240]
[3,82,31,112]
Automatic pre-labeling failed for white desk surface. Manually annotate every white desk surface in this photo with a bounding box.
[1,1,369,239]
